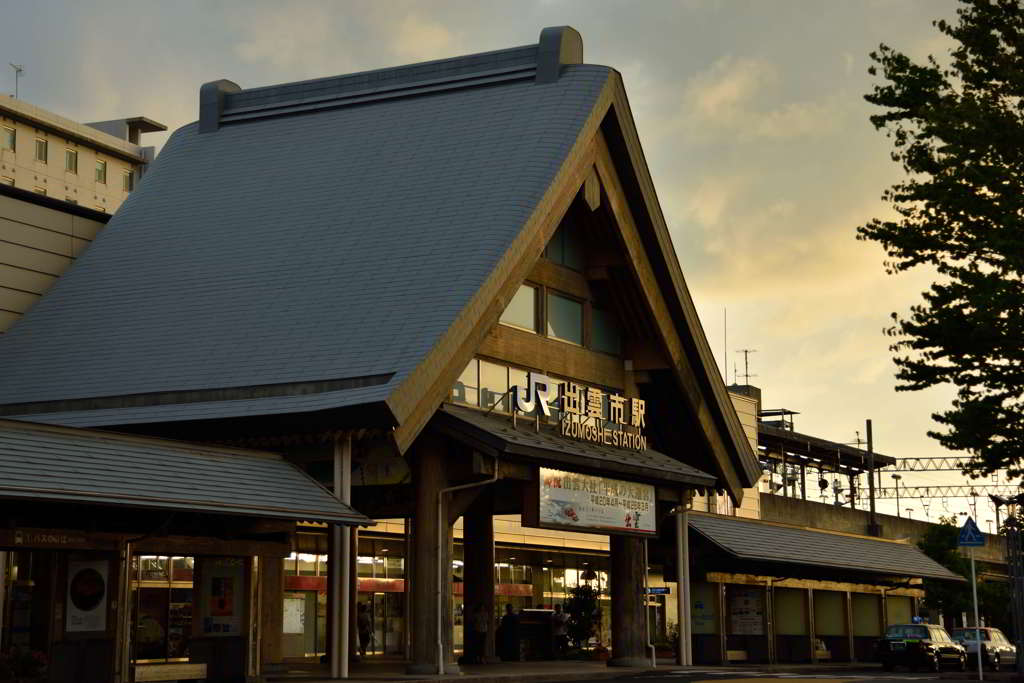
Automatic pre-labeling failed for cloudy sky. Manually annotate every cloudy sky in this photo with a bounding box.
[2,0,999,523]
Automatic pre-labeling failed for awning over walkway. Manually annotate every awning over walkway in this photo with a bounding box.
[435,405,716,488]
[0,419,371,526]
[689,512,963,582]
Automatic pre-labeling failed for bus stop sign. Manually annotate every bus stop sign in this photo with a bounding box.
[958,517,985,547]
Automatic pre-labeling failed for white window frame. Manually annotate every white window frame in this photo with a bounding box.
[95,159,107,184]
[34,138,47,164]
[0,127,14,152]
[65,148,78,174]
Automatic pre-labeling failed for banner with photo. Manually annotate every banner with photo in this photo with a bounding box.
[536,467,656,535]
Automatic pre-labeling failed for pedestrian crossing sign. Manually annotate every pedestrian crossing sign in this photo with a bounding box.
[958,516,984,547]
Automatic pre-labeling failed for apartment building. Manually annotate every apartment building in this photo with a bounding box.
[0,95,164,213]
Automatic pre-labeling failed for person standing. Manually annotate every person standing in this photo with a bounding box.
[499,603,521,661]
[357,602,372,657]
[469,603,489,664]
[551,603,569,659]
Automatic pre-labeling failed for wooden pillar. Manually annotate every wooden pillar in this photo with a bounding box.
[260,556,284,666]
[808,588,817,664]
[846,591,856,662]
[464,495,496,663]
[718,582,728,665]
[406,435,458,674]
[766,582,776,664]
[608,535,647,667]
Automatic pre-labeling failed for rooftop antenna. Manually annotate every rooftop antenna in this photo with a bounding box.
[9,63,23,99]
[736,348,757,385]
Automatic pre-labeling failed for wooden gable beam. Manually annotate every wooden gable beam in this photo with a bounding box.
[592,130,744,500]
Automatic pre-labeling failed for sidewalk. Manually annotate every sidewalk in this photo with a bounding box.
[263,658,890,682]
[264,659,653,682]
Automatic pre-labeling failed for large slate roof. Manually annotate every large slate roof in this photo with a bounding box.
[0,39,608,427]
[436,405,716,487]
[0,419,370,525]
[689,513,964,582]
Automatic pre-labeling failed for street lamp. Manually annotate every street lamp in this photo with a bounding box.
[892,474,903,518]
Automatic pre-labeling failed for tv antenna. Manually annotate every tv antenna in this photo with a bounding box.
[735,348,757,385]
[9,63,23,99]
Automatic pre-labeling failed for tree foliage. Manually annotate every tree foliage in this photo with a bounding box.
[858,0,1024,477]
[564,584,600,649]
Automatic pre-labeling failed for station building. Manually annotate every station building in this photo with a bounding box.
[0,27,961,682]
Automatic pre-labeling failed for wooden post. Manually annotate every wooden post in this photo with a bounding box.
[846,591,856,662]
[808,588,817,664]
[464,495,496,662]
[718,583,728,665]
[609,535,648,667]
[406,435,456,674]
[259,555,284,666]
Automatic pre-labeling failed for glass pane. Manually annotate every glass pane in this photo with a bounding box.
[547,293,583,345]
[65,150,77,173]
[35,139,46,162]
[592,308,621,355]
[545,225,565,263]
[1,128,13,151]
[479,360,509,412]
[140,556,168,581]
[171,557,194,582]
[136,587,170,660]
[500,285,536,332]
[562,221,585,271]
[452,359,478,406]
[297,553,318,577]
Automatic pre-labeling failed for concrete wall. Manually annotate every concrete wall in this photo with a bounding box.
[0,103,144,213]
[760,493,1006,566]
[0,192,107,331]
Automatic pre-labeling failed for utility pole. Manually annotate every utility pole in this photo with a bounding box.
[9,64,23,99]
[892,474,902,518]
[867,420,878,535]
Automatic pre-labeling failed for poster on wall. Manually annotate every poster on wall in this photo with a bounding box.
[531,467,656,535]
[201,557,244,636]
[66,560,108,632]
[729,587,765,635]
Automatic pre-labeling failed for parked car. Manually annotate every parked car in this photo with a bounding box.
[951,627,1017,671]
[876,624,967,672]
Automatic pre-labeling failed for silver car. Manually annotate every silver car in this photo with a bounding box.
[951,627,1017,671]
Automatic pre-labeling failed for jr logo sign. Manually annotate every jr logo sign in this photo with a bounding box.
[512,372,556,416]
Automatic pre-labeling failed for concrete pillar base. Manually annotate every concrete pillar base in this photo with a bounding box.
[608,657,651,668]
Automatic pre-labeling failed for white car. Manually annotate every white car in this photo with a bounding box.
[951,627,1017,671]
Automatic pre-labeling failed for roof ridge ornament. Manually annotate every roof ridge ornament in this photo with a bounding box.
[536,26,583,84]
[198,79,241,133]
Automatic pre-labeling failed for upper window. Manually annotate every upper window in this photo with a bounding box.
[122,169,134,192]
[1,127,14,151]
[452,359,479,407]
[499,284,538,332]
[544,222,585,271]
[592,307,622,355]
[34,138,47,163]
[95,159,107,184]
[65,149,78,174]
[546,292,583,345]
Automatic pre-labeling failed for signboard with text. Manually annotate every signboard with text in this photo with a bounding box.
[531,467,656,536]
[512,372,648,451]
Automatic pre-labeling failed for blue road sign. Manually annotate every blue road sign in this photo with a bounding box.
[958,517,985,547]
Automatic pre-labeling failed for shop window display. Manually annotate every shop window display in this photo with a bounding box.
[131,556,195,663]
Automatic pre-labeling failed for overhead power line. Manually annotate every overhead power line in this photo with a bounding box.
[874,484,1021,500]
[886,456,978,472]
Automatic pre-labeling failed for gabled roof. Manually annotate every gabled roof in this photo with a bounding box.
[0,418,369,525]
[690,512,964,582]
[0,27,759,496]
